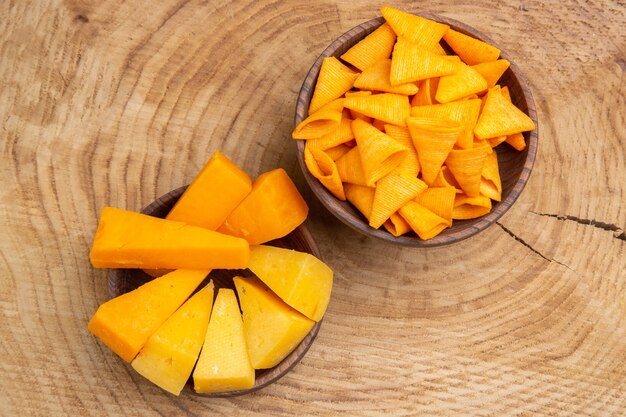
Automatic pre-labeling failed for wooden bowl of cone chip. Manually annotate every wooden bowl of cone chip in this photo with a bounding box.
[294,13,538,247]
[108,185,322,397]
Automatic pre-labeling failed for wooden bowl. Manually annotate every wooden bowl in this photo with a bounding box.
[294,14,538,247]
[108,185,322,397]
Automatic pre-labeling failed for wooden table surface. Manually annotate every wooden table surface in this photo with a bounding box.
[1,0,624,415]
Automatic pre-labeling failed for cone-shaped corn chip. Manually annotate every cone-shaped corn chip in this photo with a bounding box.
[354,59,419,95]
[345,91,373,121]
[399,202,448,240]
[304,144,346,200]
[391,37,458,85]
[500,85,511,101]
[344,184,376,221]
[385,124,420,177]
[336,146,368,186]
[344,93,411,126]
[487,135,507,148]
[471,59,510,88]
[480,151,502,201]
[442,29,500,65]
[293,99,343,139]
[435,64,488,103]
[325,144,352,160]
[306,116,354,150]
[381,6,449,50]
[341,23,397,71]
[452,194,492,219]
[410,99,481,149]
[384,212,412,237]
[430,166,461,192]
[432,42,447,56]
[414,186,456,226]
[474,87,535,139]
[345,91,372,97]
[506,132,526,150]
[411,78,439,106]
[407,117,461,185]
[370,173,427,229]
[445,144,490,197]
[309,57,358,114]
[352,119,409,185]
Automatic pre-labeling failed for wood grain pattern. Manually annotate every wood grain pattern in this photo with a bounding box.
[1,0,624,416]
[294,14,538,247]
[108,185,322,397]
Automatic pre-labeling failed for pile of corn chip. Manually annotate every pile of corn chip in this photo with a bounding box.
[292,5,535,240]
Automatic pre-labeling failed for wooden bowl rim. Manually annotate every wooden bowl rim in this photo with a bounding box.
[294,13,538,248]
[107,185,322,397]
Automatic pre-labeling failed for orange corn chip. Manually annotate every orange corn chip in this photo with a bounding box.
[506,132,526,150]
[341,23,397,71]
[309,57,358,114]
[430,166,461,192]
[306,116,354,150]
[414,186,456,226]
[411,78,439,106]
[480,151,502,201]
[487,135,507,148]
[442,29,500,65]
[500,85,511,101]
[372,119,387,131]
[399,201,448,240]
[325,143,352,160]
[407,117,461,185]
[354,59,419,95]
[452,194,492,219]
[336,146,368,186]
[346,91,374,122]
[444,144,490,197]
[474,87,535,139]
[381,6,449,50]
[345,91,372,97]
[352,119,408,186]
[471,59,510,88]
[390,37,458,85]
[435,64,488,103]
[344,93,411,126]
[384,212,412,237]
[304,144,346,200]
[432,42,447,56]
[410,99,481,149]
[369,173,427,229]
[384,124,420,177]
[344,183,376,221]
[292,98,343,139]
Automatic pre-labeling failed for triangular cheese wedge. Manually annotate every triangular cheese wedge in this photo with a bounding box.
[234,276,315,369]
[443,28,500,65]
[399,201,448,240]
[381,6,449,50]
[445,144,490,197]
[390,37,458,85]
[344,93,410,126]
[414,186,456,227]
[406,117,461,185]
[90,207,249,270]
[193,289,255,393]
[474,87,535,139]
[88,269,209,362]
[341,23,397,71]
[293,98,344,139]
[385,124,420,177]
[435,64,488,103]
[410,99,481,149]
[308,57,358,114]
[304,144,346,200]
[471,59,510,88]
[370,173,427,229]
[344,184,376,221]
[352,119,409,186]
[452,194,492,219]
[336,146,368,186]
[131,282,214,396]
[354,58,418,95]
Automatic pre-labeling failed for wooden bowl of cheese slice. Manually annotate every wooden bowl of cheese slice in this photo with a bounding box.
[108,185,322,397]
[293,7,538,247]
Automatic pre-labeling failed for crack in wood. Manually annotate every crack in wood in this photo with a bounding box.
[530,211,626,242]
